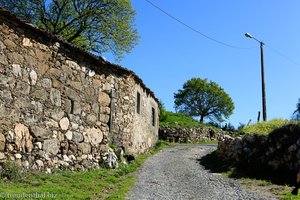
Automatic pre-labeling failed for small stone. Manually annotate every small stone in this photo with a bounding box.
[43,139,59,155]
[65,130,73,140]
[50,110,65,121]
[15,153,22,159]
[0,133,6,151]
[86,114,97,124]
[72,132,83,143]
[35,142,42,149]
[0,152,5,160]
[30,126,51,139]
[59,117,69,130]
[36,160,44,168]
[22,38,33,47]
[50,88,61,107]
[29,70,38,85]
[41,78,52,88]
[63,155,71,162]
[12,64,22,77]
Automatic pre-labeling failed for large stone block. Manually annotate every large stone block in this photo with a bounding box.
[14,123,33,152]
[84,127,103,146]
[43,139,59,155]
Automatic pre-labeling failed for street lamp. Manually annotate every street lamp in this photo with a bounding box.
[245,33,267,121]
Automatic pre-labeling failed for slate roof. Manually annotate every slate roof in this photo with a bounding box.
[0,6,159,103]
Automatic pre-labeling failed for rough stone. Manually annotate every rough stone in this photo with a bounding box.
[72,132,84,143]
[0,133,6,151]
[15,153,22,159]
[14,123,33,152]
[0,152,5,160]
[59,117,69,130]
[29,70,38,85]
[99,114,110,124]
[84,128,103,146]
[72,101,81,114]
[12,64,22,77]
[50,109,65,121]
[50,88,62,107]
[22,38,33,47]
[78,143,91,154]
[98,92,110,107]
[36,160,44,168]
[86,114,97,124]
[65,130,73,140]
[43,139,59,155]
[30,126,52,139]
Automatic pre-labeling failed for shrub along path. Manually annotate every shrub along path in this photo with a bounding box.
[127,145,277,200]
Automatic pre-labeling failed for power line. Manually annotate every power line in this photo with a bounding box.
[265,44,300,66]
[144,0,249,49]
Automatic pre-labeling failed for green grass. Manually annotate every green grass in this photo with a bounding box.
[240,119,296,135]
[159,111,202,127]
[0,140,174,200]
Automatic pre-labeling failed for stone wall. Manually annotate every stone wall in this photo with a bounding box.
[0,8,159,171]
[217,124,300,181]
[159,126,227,143]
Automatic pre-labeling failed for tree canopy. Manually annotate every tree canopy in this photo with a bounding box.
[174,78,234,123]
[292,98,300,120]
[0,0,138,60]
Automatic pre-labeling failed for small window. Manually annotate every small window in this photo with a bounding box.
[151,107,155,126]
[136,92,141,114]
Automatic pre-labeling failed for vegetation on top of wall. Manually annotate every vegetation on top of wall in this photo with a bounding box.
[239,119,297,135]
[160,110,204,128]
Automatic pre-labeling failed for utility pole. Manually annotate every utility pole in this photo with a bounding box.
[245,33,267,121]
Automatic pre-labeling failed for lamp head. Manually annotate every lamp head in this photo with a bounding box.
[245,33,252,38]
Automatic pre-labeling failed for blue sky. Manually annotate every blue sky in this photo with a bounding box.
[105,0,300,127]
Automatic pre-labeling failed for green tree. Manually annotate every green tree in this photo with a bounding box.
[174,78,234,123]
[0,0,138,60]
[292,98,300,120]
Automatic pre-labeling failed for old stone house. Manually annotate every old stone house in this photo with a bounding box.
[0,7,159,170]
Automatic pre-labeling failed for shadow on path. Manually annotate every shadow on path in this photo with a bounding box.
[198,150,296,187]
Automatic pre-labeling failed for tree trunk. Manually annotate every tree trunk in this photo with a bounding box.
[199,115,204,124]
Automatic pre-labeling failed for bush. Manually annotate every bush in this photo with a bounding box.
[0,161,22,181]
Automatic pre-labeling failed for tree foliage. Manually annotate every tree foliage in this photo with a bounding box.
[292,98,300,120]
[0,0,138,60]
[174,78,234,123]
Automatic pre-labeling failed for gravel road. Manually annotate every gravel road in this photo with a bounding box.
[127,145,277,200]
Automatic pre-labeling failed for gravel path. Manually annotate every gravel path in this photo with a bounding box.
[127,145,278,200]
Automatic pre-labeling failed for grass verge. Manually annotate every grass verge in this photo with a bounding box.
[0,140,174,200]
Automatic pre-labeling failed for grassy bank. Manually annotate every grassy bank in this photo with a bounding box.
[240,119,297,135]
[0,141,173,200]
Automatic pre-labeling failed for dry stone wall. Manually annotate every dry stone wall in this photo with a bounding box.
[0,9,159,171]
[217,124,300,182]
[159,126,227,143]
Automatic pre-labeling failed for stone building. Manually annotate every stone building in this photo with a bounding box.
[0,7,159,171]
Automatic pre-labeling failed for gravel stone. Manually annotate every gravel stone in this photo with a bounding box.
[127,145,277,200]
